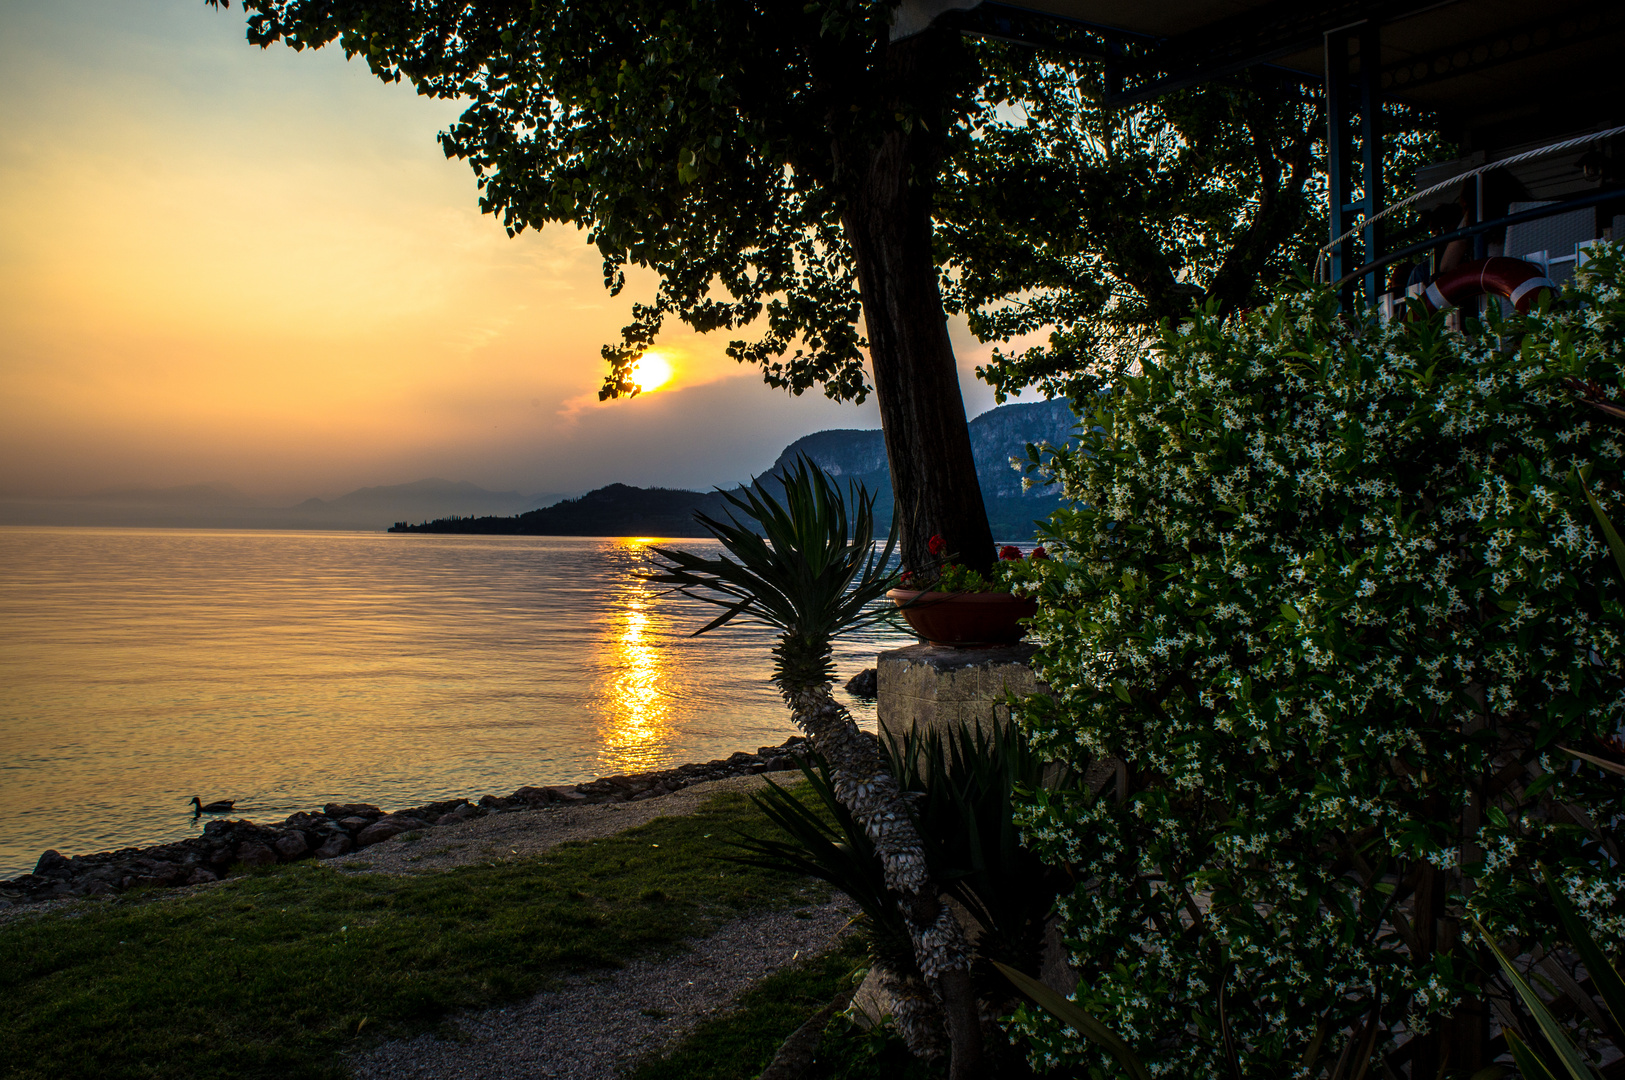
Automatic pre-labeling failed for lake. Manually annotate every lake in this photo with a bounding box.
[0,528,915,879]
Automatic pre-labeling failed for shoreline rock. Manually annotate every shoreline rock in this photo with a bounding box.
[0,737,814,907]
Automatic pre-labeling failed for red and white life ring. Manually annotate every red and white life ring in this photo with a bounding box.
[1420,257,1555,315]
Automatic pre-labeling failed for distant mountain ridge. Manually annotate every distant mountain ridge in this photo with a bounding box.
[393,399,1081,540]
[395,484,736,538]
[770,398,1076,503]
[0,478,566,530]
[4,401,1080,533]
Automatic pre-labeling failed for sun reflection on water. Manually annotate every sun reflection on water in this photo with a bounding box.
[596,560,676,774]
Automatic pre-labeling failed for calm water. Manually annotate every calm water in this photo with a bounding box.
[0,528,913,878]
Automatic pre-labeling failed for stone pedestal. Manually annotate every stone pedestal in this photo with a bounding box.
[875,643,1047,742]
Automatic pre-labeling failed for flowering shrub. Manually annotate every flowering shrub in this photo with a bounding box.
[1004,246,1625,1075]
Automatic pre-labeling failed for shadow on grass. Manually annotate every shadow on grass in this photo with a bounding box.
[623,934,943,1080]
[1,791,819,1080]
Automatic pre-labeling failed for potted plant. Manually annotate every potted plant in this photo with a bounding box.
[887,537,1044,648]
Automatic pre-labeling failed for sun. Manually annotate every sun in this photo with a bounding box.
[629,352,673,393]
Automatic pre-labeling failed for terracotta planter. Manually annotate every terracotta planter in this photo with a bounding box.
[886,588,1038,648]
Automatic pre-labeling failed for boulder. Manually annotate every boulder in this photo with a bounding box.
[273,833,309,860]
[33,850,71,879]
[354,816,427,849]
[324,803,380,819]
[235,842,277,867]
[186,868,219,885]
[134,860,183,884]
[338,816,372,832]
[314,835,352,859]
[845,668,879,698]
[434,805,478,826]
[410,799,471,820]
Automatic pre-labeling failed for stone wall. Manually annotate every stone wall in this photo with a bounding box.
[875,643,1047,743]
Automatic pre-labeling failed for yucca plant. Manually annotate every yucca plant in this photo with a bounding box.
[734,721,1076,1069]
[884,721,1073,1002]
[646,456,986,1078]
[1476,864,1625,1080]
[733,756,938,1055]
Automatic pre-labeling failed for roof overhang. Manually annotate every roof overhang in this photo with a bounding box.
[908,0,1625,148]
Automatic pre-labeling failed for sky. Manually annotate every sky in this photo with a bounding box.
[0,0,1005,505]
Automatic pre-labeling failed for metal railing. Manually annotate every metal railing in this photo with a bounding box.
[1313,123,1625,286]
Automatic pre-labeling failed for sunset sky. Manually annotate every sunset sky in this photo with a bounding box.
[0,0,1004,507]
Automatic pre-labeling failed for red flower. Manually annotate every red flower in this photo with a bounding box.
[999,545,1022,561]
[1030,546,1049,560]
[927,534,947,556]
[900,570,914,584]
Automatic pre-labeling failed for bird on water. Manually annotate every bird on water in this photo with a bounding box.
[189,796,235,815]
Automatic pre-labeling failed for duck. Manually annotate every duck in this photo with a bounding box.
[189,796,235,815]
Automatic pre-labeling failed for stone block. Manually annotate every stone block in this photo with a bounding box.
[876,643,1048,743]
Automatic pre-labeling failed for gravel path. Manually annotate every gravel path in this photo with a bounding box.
[348,901,855,1080]
[338,774,777,875]
[342,773,854,1078]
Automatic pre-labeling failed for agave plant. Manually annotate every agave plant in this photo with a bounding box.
[735,720,1077,1066]
[1475,864,1625,1080]
[646,455,986,1078]
[734,755,939,1055]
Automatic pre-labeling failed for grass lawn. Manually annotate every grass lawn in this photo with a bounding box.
[0,789,825,1080]
[626,934,941,1080]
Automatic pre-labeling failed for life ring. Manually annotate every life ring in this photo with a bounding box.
[1419,257,1555,316]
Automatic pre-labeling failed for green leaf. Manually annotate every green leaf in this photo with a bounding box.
[1557,745,1625,777]
[1505,1030,1563,1080]
[1475,919,1600,1080]
[993,961,1151,1080]
[1576,469,1625,585]
[1279,603,1300,623]
[1542,865,1625,1036]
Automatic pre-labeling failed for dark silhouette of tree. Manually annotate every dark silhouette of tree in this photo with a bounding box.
[938,54,1444,403]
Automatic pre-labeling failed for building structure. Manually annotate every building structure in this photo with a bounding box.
[903,0,1625,303]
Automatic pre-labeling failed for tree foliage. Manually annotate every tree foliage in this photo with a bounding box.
[1003,250,1625,1075]
[939,54,1446,403]
[211,0,976,403]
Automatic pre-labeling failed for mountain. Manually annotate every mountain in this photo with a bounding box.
[0,479,565,530]
[766,398,1079,538]
[395,484,736,537]
[393,399,1081,540]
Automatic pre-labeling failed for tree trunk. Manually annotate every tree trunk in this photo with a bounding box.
[785,681,985,1080]
[834,32,996,576]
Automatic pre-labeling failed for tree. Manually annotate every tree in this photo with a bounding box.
[937,54,1444,402]
[209,0,997,573]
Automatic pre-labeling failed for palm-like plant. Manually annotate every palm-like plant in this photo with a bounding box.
[735,721,1077,1066]
[647,455,985,1078]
